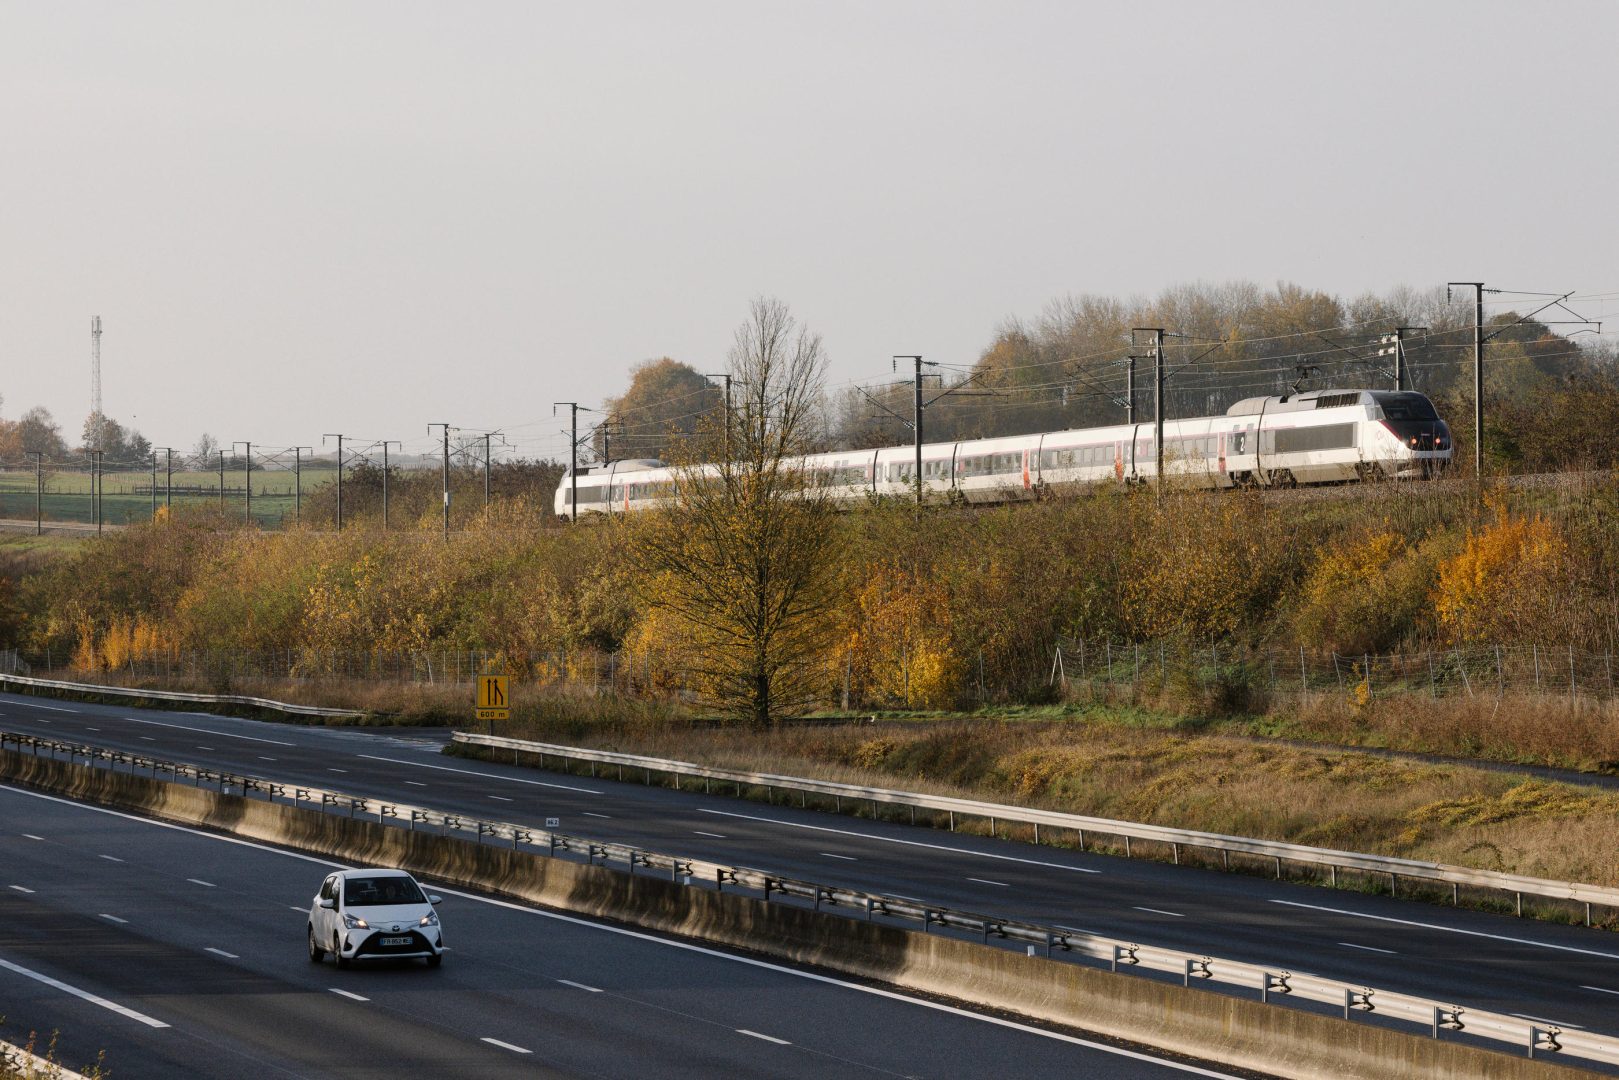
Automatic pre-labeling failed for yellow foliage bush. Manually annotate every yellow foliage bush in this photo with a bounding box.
[1434,512,1570,643]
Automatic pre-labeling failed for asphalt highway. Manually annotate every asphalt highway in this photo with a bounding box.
[2,692,1616,1054]
[0,781,1258,1080]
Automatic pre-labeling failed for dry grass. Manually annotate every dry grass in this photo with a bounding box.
[495,715,1619,890]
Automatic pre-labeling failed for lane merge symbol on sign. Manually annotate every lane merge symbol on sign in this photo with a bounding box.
[476,675,510,722]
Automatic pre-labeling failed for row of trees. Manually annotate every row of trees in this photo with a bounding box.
[0,396,161,464]
[589,281,1615,469]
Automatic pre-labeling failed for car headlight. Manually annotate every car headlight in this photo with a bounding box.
[420,911,439,927]
[343,914,369,930]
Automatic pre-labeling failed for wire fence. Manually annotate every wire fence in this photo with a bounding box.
[5,639,1619,710]
[1050,638,1619,702]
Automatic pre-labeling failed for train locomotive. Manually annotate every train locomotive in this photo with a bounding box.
[553,388,1452,519]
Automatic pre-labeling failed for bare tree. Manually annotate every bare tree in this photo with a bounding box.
[190,432,219,469]
[630,297,843,727]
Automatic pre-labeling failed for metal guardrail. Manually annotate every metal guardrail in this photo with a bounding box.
[4,728,1616,1072]
[453,731,1619,924]
[0,673,364,719]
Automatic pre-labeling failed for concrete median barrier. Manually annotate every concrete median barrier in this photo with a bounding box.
[0,748,1599,1080]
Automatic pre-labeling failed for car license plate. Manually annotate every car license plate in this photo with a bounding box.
[380,936,412,946]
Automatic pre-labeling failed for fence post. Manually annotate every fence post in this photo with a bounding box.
[1300,646,1307,692]
[1570,645,1576,702]
[1533,643,1540,690]
[1495,644,1504,695]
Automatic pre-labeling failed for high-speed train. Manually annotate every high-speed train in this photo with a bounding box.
[554,389,1452,519]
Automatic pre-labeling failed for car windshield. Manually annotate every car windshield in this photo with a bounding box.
[342,876,425,907]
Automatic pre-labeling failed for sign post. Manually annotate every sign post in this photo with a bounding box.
[475,674,509,734]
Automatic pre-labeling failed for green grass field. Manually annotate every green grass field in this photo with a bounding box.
[0,466,338,528]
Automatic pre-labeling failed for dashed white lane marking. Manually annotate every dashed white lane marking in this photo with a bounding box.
[488,795,513,802]
[1338,942,1396,954]
[480,1037,531,1054]
[328,768,347,774]
[1582,985,1619,996]
[583,812,611,818]
[820,853,857,861]
[195,746,214,751]
[968,878,1009,887]
[692,831,727,839]
[290,906,306,912]
[9,885,35,894]
[357,754,602,795]
[139,736,155,741]
[99,855,123,862]
[738,1029,791,1045]
[0,782,1248,1080]
[405,781,427,787]
[205,947,239,959]
[329,988,369,1002]
[697,808,1102,874]
[1513,1012,1583,1029]
[21,834,43,840]
[258,756,277,762]
[187,878,215,887]
[85,727,99,732]
[127,717,295,746]
[1133,906,1184,918]
[556,979,602,992]
[0,957,169,1028]
[1269,900,1619,961]
[99,914,128,924]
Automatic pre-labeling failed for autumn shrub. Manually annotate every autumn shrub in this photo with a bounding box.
[1293,529,1440,654]
[1434,506,1577,644]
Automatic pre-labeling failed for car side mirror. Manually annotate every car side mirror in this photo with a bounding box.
[428,895,442,906]
[318,898,335,909]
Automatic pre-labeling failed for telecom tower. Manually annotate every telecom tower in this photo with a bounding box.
[90,315,103,448]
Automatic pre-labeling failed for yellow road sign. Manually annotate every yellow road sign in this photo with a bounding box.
[476,674,510,721]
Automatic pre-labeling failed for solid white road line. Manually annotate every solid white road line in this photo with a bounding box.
[20,703,77,713]
[9,886,35,894]
[1269,899,1619,961]
[290,905,306,912]
[0,957,169,1028]
[738,1029,791,1045]
[1581,985,1619,996]
[329,988,369,1002]
[698,808,1102,875]
[480,1038,531,1054]
[99,914,128,924]
[127,717,295,746]
[968,878,1010,887]
[1133,907,1184,918]
[556,979,602,992]
[693,831,727,838]
[187,878,215,887]
[820,853,857,861]
[99,855,123,862]
[1338,942,1397,954]
[1513,1013,1583,1029]
[0,782,1246,1079]
[22,834,43,840]
[357,754,602,795]
[205,947,239,959]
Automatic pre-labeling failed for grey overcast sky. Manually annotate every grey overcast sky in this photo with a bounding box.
[2,0,1615,462]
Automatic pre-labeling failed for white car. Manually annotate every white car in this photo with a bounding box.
[308,868,444,968]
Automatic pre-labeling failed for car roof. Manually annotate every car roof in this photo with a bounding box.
[334,868,412,879]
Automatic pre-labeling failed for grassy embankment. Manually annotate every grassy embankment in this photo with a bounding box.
[6,479,1619,909]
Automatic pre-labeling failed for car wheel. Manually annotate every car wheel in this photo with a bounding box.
[426,953,442,968]
[307,925,324,963]
[334,935,349,969]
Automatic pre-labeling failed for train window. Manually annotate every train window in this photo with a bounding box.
[1374,393,1439,421]
[1274,423,1356,453]
[567,485,604,506]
